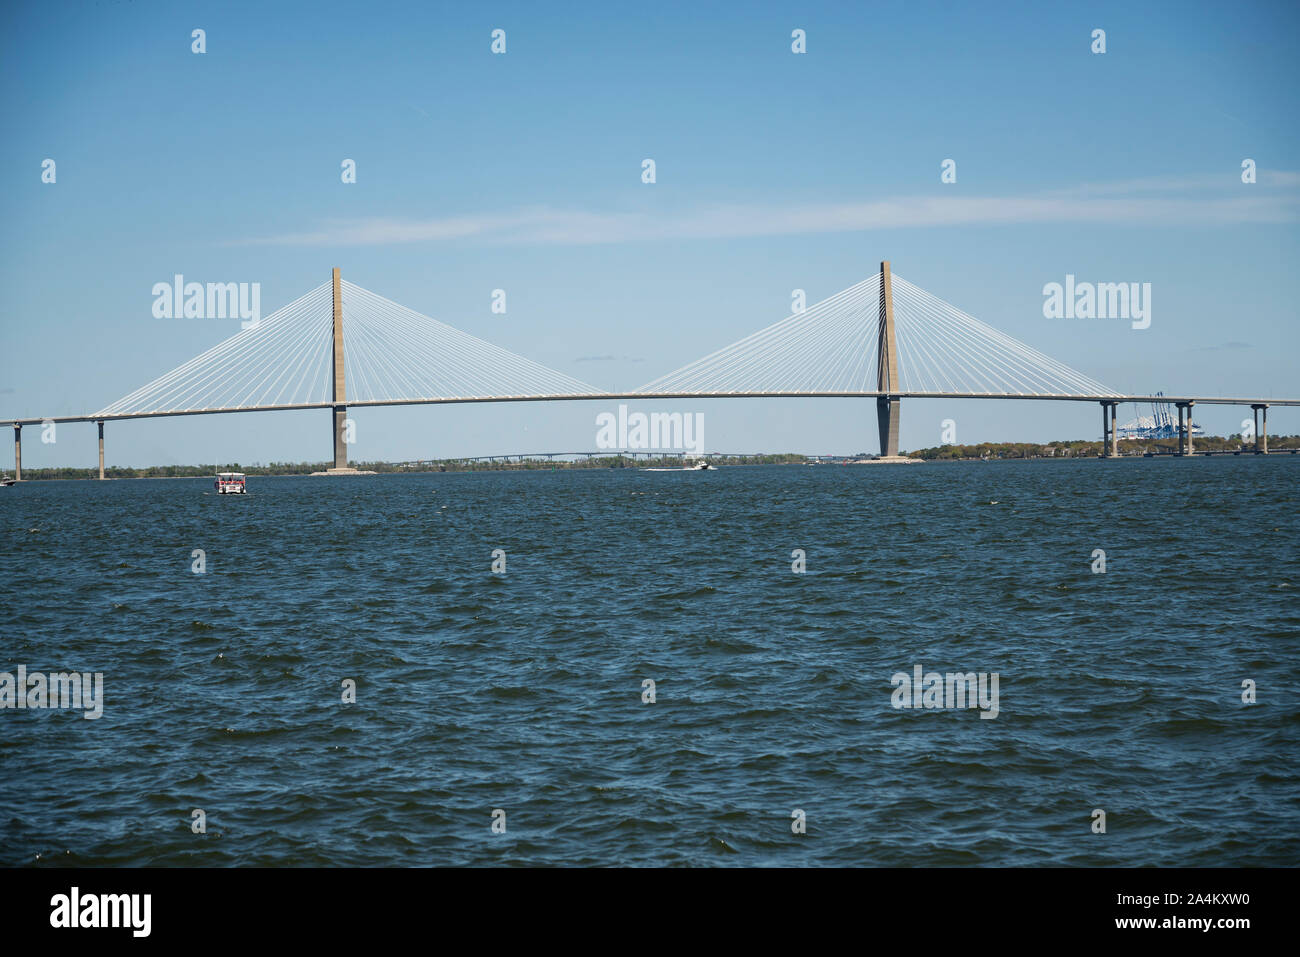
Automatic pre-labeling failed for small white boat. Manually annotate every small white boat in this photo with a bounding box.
[214,472,247,494]
[642,460,716,472]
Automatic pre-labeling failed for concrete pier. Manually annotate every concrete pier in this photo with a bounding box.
[1100,401,1119,457]
[12,424,20,481]
[333,407,348,468]
[876,397,901,458]
[1175,401,1195,456]
[97,421,105,479]
[1252,403,1269,454]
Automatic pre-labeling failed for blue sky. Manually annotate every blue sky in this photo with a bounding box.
[2,0,1297,467]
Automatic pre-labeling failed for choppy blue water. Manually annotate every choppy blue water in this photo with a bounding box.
[2,459,1297,866]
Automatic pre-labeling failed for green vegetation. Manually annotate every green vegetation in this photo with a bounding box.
[5,438,1295,480]
[9,461,333,481]
[907,434,1298,460]
[6,453,808,480]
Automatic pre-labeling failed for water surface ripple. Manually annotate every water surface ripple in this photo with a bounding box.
[1,459,1296,866]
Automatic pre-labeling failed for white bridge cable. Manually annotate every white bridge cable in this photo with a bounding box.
[893,315,937,392]
[775,285,880,392]
[632,281,849,392]
[635,270,1117,397]
[891,276,1119,396]
[898,289,1011,394]
[277,316,335,407]
[341,298,414,402]
[635,275,884,394]
[95,283,335,415]
[95,279,604,416]
[123,284,332,412]
[339,281,602,400]
[343,294,473,400]
[895,282,1050,394]
[94,269,1119,416]
[670,277,880,393]
[338,280,595,395]
[342,293,438,403]
[896,301,960,393]
[349,297,471,401]
[229,295,336,408]
[699,289,873,393]
[824,290,884,392]
[95,285,325,414]
[185,292,331,409]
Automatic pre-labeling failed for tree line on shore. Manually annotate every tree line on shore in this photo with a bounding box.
[6,453,805,480]
[5,437,1293,480]
[907,434,1296,460]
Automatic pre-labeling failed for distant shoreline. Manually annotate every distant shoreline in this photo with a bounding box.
[4,435,1296,482]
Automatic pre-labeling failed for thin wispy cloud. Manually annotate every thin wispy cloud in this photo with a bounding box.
[1190,341,1253,352]
[237,173,1299,248]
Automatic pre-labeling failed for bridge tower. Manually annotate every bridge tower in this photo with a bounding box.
[876,260,901,457]
[331,267,348,470]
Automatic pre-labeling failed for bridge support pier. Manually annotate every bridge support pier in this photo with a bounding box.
[876,397,900,458]
[333,406,348,469]
[1251,403,1268,454]
[1175,402,1194,456]
[1100,401,1119,457]
[97,421,105,479]
[13,424,20,482]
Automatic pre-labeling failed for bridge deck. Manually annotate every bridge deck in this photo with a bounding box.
[4,391,1298,427]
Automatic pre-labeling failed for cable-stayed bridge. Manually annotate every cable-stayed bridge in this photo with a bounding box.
[3,263,1294,478]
